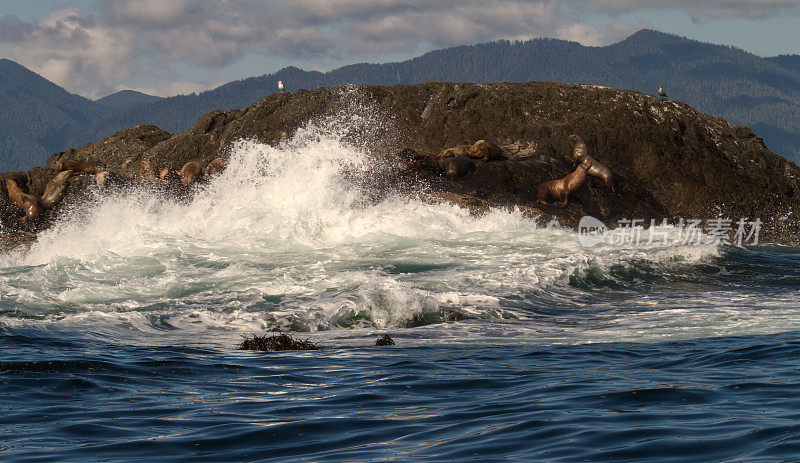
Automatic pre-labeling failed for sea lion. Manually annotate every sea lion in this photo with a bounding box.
[55,159,99,174]
[5,179,41,228]
[95,171,127,189]
[434,144,471,159]
[158,167,180,185]
[537,161,592,208]
[469,140,503,161]
[204,157,229,177]
[393,148,435,172]
[39,170,71,209]
[439,155,475,179]
[137,160,160,182]
[434,140,503,162]
[569,134,614,189]
[179,161,203,187]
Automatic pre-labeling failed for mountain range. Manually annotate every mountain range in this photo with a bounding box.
[1,29,800,171]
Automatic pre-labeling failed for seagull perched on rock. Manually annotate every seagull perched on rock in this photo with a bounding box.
[277,80,285,92]
[658,86,667,98]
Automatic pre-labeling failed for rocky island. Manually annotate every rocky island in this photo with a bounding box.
[2,81,800,248]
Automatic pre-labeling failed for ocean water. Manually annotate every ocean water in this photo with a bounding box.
[3,107,800,461]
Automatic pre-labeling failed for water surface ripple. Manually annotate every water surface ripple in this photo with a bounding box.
[2,331,800,462]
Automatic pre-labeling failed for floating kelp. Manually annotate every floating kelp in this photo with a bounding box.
[238,333,318,351]
[375,334,395,346]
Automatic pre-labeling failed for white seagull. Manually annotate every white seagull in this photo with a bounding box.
[658,86,667,98]
[277,80,285,92]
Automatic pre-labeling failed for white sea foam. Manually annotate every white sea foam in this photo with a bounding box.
[3,101,795,347]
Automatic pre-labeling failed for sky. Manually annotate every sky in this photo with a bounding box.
[1,0,799,99]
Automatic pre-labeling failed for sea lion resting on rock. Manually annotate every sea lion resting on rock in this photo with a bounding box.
[204,158,229,177]
[179,161,203,187]
[570,134,613,189]
[393,148,435,172]
[434,140,503,162]
[138,160,160,182]
[39,170,71,209]
[159,167,180,185]
[439,155,476,179]
[5,179,41,228]
[470,140,503,161]
[537,161,592,208]
[55,159,99,175]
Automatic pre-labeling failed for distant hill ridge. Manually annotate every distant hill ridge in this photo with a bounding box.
[95,90,162,111]
[1,29,800,171]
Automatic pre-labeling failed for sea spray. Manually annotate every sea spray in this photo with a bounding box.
[0,95,772,347]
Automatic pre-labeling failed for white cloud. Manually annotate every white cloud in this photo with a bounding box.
[1,8,137,98]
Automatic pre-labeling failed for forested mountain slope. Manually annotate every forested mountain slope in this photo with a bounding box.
[3,29,800,171]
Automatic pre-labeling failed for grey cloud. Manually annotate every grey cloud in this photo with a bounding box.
[0,0,797,97]
[0,15,34,43]
[582,0,800,19]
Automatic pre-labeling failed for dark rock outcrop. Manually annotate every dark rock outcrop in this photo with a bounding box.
[47,124,171,172]
[4,81,800,246]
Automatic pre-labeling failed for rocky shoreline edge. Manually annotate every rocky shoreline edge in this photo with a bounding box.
[2,81,799,249]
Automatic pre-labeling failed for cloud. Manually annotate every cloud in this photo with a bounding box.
[0,8,137,98]
[582,0,800,20]
[0,0,797,97]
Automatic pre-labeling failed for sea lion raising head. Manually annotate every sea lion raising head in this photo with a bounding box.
[569,134,614,189]
[537,161,592,208]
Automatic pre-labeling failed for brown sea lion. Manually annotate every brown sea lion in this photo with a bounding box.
[137,160,160,182]
[204,157,229,177]
[39,170,71,209]
[537,161,592,208]
[393,148,435,172]
[5,179,41,228]
[55,159,99,174]
[469,140,503,161]
[158,167,179,185]
[434,140,503,162]
[569,135,614,189]
[179,161,203,187]
[433,144,470,159]
[439,155,476,179]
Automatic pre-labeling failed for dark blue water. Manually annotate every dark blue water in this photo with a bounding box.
[3,328,800,461]
[3,132,800,460]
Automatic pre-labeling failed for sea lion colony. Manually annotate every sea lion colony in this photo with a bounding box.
[0,157,227,232]
[1,136,614,234]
